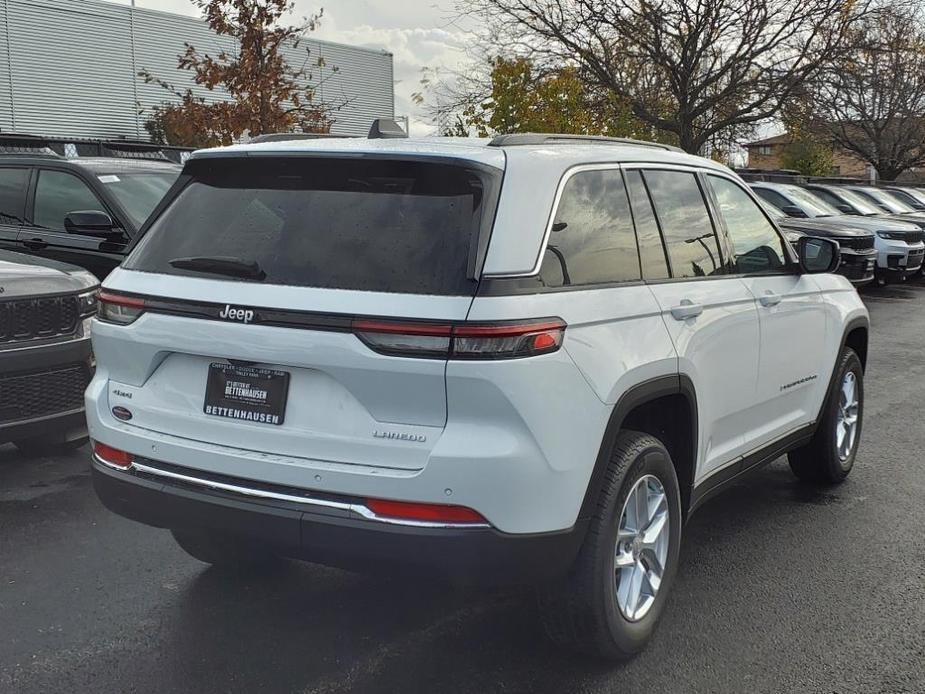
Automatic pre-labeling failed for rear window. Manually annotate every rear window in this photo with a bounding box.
[125,157,499,295]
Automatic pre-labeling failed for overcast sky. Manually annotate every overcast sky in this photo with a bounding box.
[106,0,468,135]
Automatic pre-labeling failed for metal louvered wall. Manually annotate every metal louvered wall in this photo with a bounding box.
[0,0,395,139]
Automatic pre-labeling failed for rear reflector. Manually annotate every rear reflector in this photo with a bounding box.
[98,291,146,325]
[365,498,486,524]
[93,441,133,468]
[353,318,565,360]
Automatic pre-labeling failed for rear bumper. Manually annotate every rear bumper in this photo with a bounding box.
[91,457,587,584]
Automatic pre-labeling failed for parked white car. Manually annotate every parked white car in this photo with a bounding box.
[751,181,925,284]
[87,130,869,659]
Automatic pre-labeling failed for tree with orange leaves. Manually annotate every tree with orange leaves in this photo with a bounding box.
[140,0,340,147]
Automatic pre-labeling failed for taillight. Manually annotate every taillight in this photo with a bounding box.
[92,441,133,468]
[365,498,486,524]
[98,291,146,325]
[352,318,565,360]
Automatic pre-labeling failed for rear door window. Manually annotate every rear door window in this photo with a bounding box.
[643,170,725,278]
[0,168,29,226]
[126,157,499,296]
[624,171,670,280]
[537,168,640,287]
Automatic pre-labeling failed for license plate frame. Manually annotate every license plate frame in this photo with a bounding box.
[203,362,290,426]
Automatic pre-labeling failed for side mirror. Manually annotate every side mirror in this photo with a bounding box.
[64,210,117,237]
[798,236,840,274]
[781,205,808,218]
[836,204,855,214]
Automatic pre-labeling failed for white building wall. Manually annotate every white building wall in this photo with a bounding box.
[0,0,395,139]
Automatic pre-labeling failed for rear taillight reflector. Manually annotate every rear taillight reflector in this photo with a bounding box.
[352,318,565,360]
[93,441,133,468]
[365,498,486,524]
[98,291,146,325]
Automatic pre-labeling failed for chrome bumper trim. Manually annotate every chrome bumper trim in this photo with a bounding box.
[92,454,491,530]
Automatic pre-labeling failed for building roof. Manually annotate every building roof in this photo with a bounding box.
[744,133,792,148]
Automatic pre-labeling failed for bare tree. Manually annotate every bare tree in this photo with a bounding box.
[810,6,925,180]
[459,0,871,153]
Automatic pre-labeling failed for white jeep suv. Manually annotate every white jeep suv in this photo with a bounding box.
[86,132,869,659]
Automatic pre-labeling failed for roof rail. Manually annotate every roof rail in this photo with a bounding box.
[0,133,62,157]
[487,133,684,153]
[249,132,356,144]
[0,133,192,163]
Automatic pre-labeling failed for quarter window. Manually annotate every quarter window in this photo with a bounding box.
[709,176,787,274]
[34,170,108,232]
[643,170,724,278]
[538,168,641,287]
[0,168,28,226]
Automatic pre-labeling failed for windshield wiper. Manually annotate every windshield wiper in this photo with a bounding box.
[169,256,266,281]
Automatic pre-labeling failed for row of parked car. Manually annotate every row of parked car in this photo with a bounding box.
[747,179,925,287]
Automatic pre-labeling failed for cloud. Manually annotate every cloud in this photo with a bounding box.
[315,19,468,135]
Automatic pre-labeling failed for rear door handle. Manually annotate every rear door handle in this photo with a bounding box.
[22,238,47,250]
[670,299,704,321]
[758,292,782,307]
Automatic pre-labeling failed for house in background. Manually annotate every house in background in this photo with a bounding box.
[744,132,875,179]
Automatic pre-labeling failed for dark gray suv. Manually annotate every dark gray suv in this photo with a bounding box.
[0,250,97,454]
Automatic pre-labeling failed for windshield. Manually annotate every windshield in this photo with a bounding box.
[856,187,915,214]
[898,187,925,205]
[98,171,179,228]
[825,187,880,215]
[125,157,499,295]
[781,186,841,217]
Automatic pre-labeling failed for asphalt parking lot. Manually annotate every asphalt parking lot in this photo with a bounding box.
[2,282,925,694]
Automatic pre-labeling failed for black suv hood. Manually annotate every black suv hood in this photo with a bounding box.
[879,213,925,229]
[777,217,874,239]
[0,250,98,299]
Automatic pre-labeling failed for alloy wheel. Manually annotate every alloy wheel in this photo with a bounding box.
[836,371,860,462]
[614,474,670,622]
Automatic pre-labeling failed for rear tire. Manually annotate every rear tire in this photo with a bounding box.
[171,529,281,569]
[537,430,682,660]
[788,347,863,484]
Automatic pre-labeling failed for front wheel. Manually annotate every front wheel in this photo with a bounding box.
[537,430,682,660]
[789,347,864,484]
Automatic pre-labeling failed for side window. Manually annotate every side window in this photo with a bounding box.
[34,170,107,232]
[708,176,788,274]
[537,168,641,287]
[809,187,843,209]
[643,170,724,278]
[0,168,29,226]
[752,187,791,212]
[625,171,670,280]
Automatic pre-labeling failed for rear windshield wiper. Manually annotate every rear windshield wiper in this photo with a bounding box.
[169,256,266,281]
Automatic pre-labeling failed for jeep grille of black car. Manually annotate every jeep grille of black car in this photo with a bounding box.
[0,363,90,424]
[0,295,80,344]
[834,236,876,251]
